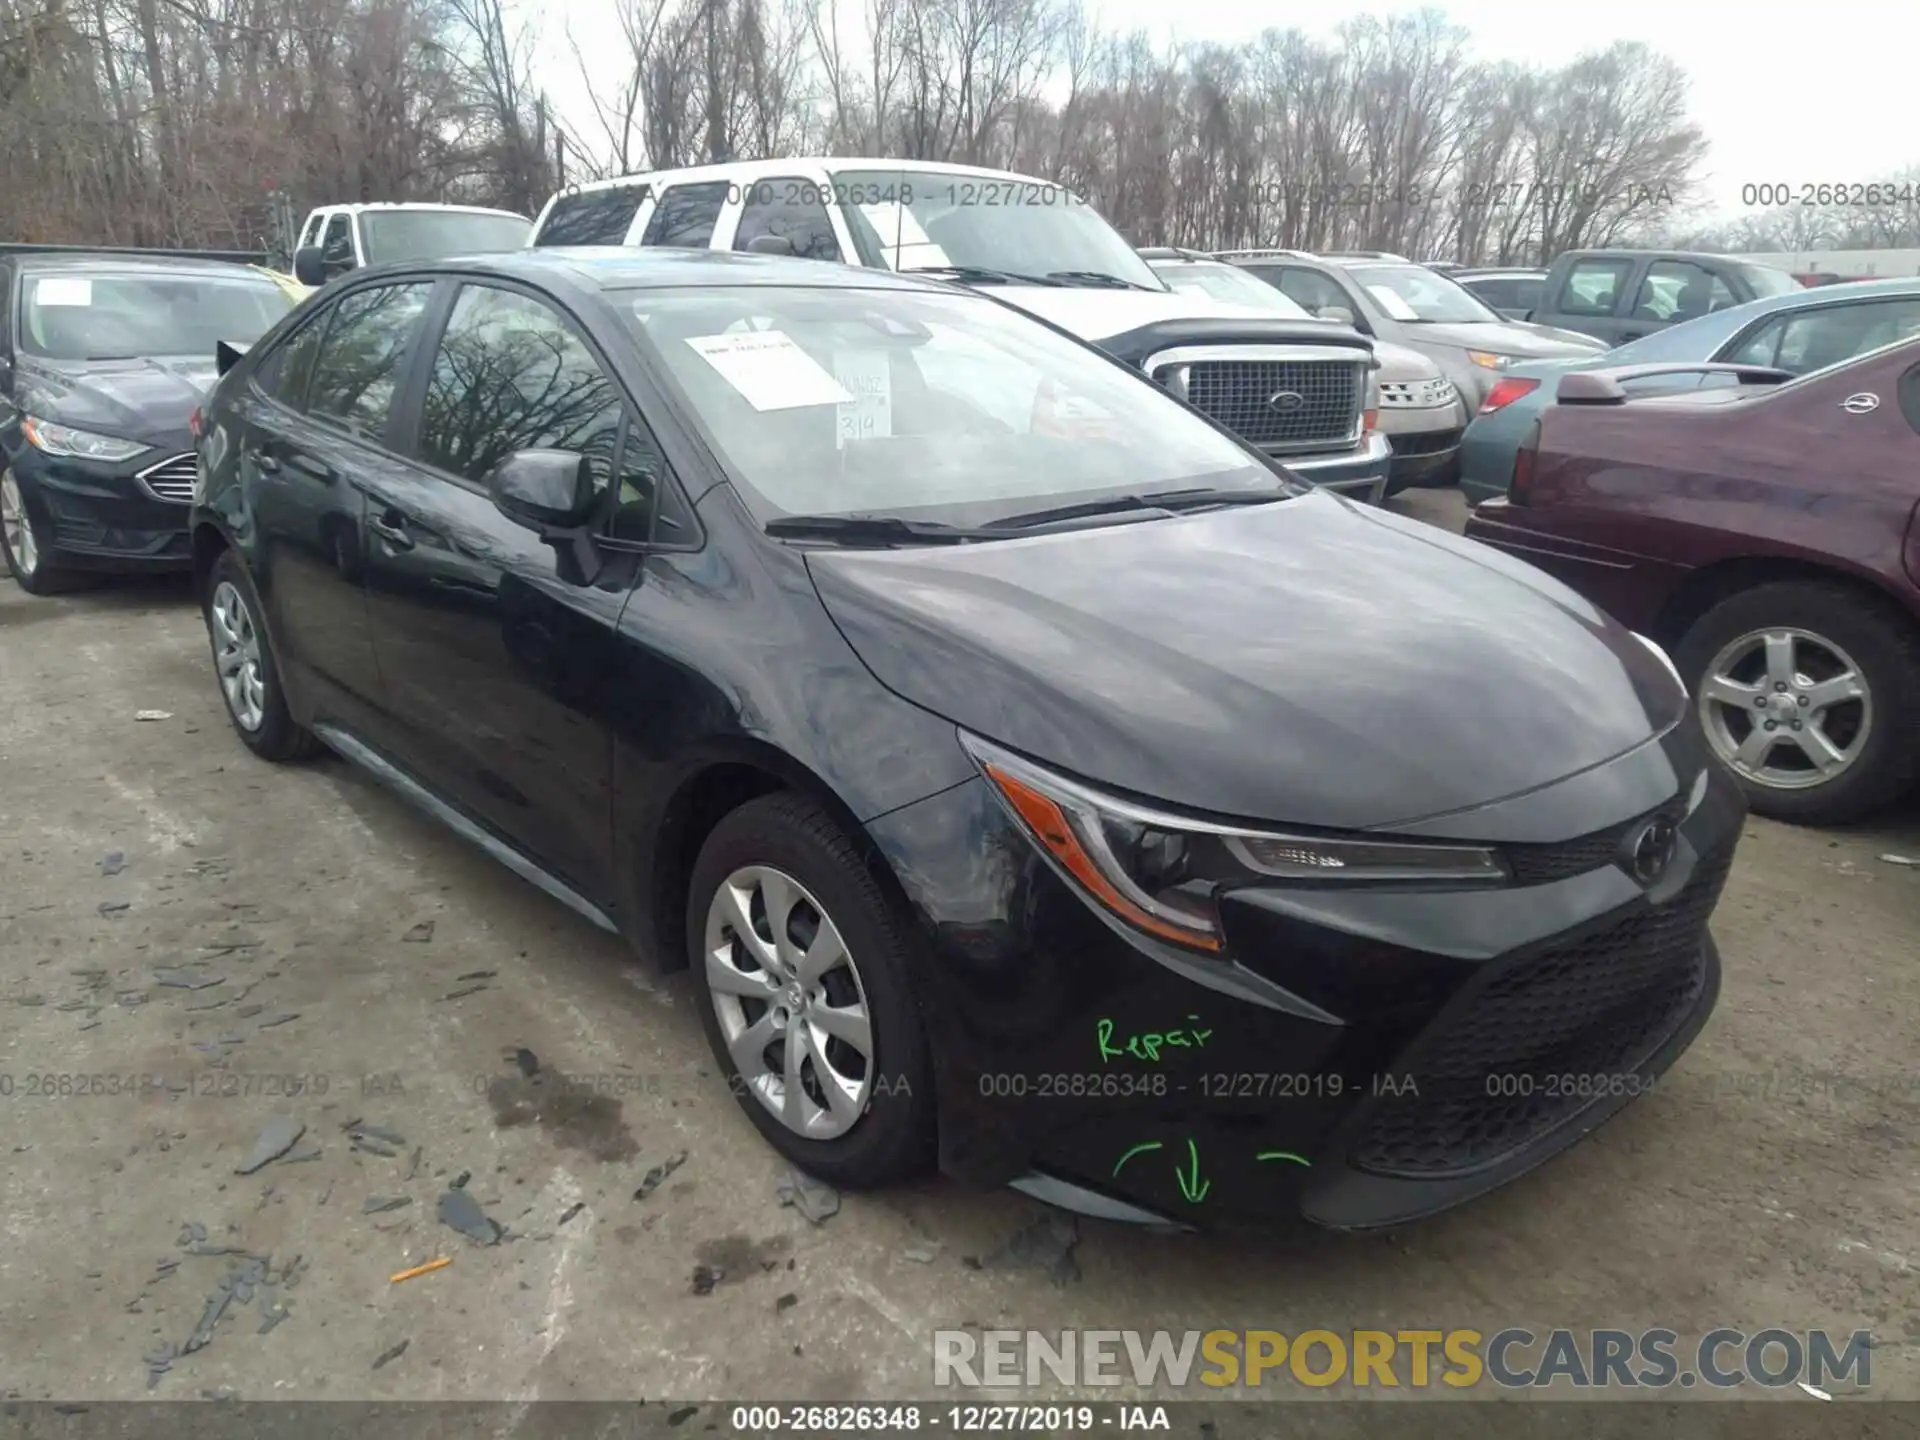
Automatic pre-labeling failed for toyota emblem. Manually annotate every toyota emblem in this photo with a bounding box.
[1627,817,1678,885]
[1267,390,1307,414]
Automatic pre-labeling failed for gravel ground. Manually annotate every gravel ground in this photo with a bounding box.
[0,489,1915,1407]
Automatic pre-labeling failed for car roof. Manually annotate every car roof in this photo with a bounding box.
[14,252,275,282]
[1556,248,1777,265]
[547,157,1066,201]
[1454,268,1547,279]
[312,202,529,219]
[382,245,958,295]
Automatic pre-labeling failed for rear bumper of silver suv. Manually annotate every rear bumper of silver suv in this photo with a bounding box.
[1278,431,1392,504]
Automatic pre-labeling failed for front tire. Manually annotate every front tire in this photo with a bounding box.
[204,550,321,762]
[1675,580,1920,824]
[687,792,935,1188]
[1,466,81,595]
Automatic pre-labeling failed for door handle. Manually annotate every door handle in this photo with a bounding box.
[369,511,414,551]
[248,449,281,474]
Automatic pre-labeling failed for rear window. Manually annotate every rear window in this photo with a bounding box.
[641,183,732,248]
[535,185,653,247]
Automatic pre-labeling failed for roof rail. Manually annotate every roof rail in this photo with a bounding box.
[1556,362,1793,405]
[1137,245,1214,261]
[0,242,267,265]
[1213,247,1312,261]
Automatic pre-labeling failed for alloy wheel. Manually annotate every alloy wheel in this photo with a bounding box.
[703,864,875,1141]
[1698,626,1871,791]
[1,470,37,578]
[209,580,268,731]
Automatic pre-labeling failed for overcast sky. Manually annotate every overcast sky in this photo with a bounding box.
[533,0,1913,218]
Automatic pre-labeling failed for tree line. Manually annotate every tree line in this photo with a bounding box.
[1,0,1912,266]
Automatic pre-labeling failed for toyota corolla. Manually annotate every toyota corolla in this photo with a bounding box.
[189,248,1745,1231]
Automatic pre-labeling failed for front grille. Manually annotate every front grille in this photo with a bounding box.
[137,454,197,503]
[1388,427,1463,457]
[1348,840,1733,1178]
[1178,360,1360,449]
[1503,799,1688,886]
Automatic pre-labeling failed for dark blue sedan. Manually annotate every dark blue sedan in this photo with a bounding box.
[1458,276,1920,505]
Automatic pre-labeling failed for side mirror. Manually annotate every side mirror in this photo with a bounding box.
[487,449,599,531]
[292,246,328,287]
[745,234,796,256]
[1318,305,1355,326]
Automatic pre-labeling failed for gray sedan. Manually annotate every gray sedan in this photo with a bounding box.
[1215,250,1605,408]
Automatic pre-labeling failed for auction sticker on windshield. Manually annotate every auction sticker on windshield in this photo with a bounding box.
[833,350,892,446]
[34,278,94,307]
[686,331,853,411]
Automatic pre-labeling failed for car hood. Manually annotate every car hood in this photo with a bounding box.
[1371,340,1443,381]
[994,285,1315,344]
[1410,321,1604,358]
[805,491,1686,830]
[15,355,216,446]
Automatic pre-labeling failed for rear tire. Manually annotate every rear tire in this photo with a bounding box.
[687,791,935,1189]
[204,550,321,762]
[1675,580,1920,824]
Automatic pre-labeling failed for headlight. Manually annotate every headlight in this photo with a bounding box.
[961,734,1507,954]
[21,416,151,463]
[1633,632,1687,697]
[1465,350,1512,371]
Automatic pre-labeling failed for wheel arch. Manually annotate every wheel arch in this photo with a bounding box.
[1652,553,1920,651]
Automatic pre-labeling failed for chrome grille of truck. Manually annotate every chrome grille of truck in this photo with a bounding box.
[1146,346,1370,455]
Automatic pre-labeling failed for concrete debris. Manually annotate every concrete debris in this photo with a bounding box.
[98,901,131,915]
[362,1196,412,1214]
[775,1293,799,1312]
[1880,853,1919,867]
[691,1265,723,1296]
[177,1223,208,1247]
[235,1118,306,1175]
[371,1339,410,1370]
[441,985,488,1001]
[437,1188,502,1246]
[353,1123,408,1146]
[904,1241,943,1264]
[403,922,434,943]
[100,852,126,876]
[256,1012,301,1028]
[775,1167,840,1225]
[457,970,497,981]
[153,970,224,990]
[135,710,174,721]
[971,1210,1080,1286]
[633,1152,688,1202]
[511,1047,540,1078]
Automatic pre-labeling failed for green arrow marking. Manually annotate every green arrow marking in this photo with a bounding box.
[1175,1138,1211,1204]
[1256,1150,1312,1167]
[1111,1141,1163,1179]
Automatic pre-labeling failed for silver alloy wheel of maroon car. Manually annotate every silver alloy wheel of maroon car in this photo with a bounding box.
[703,863,876,1140]
[1698,625,1872,790]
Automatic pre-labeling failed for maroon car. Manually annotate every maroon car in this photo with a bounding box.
[1464,341,1920,824]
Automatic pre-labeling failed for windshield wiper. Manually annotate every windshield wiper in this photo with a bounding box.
[901,264,1062,288]
[988,486,1291,531]
[1045,270,1156,291]
[764,514,996,546]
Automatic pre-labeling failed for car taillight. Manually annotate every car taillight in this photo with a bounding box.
[188,406,204,441]
[1479,377,1540,415]
[1510,419,1542,505]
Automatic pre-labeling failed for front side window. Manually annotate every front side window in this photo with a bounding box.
[733,178,843,262]
[304,282,434,437]
[829,168,1165,290]
[1558,259,1633,317]
[535,186,652,247]
[321,215,354,270]
[618,284,1277,526]
[17,270,294,361]
[640,183,731,248]
[417,284,624,493]
[360,211,532,264]
[1263,266,1352,318]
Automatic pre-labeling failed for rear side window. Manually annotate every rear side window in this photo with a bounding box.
[535,184,652,247]
[304,282,433,438]
[640,182,731,248]
[733,178,843,262]
[1556,259,1633,316]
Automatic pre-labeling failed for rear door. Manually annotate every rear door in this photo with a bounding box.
[234,278,435,732]
[358,278,649,893]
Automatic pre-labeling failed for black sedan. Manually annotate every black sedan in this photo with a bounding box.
[1,253,296,593]
[189,247,1745,1231]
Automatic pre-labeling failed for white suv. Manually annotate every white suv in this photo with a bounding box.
[529,159,1391,501]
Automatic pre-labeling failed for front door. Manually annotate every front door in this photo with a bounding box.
[358,280,646,896]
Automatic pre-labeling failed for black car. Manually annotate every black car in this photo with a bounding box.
[190,247,1745,1232]
[0,253,297,593]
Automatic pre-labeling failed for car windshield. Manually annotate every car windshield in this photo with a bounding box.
[828,169,1166,291]
[1348,263,1502,324]
[360,210,531,263]
[1736,263,1801,299]
[618,285,1281,526]
[18,270,294,361]
[1150,261,1313,315]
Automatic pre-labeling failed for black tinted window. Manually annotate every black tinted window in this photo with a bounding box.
[640,182,731,248]
[321,214,354,269]
[304,282,432,437]
[417,284,624,494]
[536,185,652,247]
[733,178,842,261]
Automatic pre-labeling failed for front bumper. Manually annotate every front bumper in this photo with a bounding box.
[11,447,193,571]
[866,739,1745,1232]
[1276,431,1392,504]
